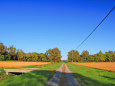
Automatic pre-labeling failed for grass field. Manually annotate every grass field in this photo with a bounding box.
[74,62,115,72]
[0,68,3,75]
[0,63,53,82]
[0,61,51,82]
[0,61,50,67]
[0,62,62,86]
[67,63,115,86]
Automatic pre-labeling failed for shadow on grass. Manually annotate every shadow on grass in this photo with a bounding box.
[0,70,56,86]
[72,73,115,86]
[0,70,115,86]
[102,76,115,80]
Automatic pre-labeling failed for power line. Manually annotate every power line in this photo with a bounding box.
[75,6,115,50]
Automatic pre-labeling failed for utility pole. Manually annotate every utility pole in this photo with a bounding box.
[72,50,73,63]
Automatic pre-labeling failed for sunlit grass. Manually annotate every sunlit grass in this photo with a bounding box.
[0,62,62,86]
[67,63,115,86]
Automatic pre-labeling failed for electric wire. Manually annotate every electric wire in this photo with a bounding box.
[75,6,115,50]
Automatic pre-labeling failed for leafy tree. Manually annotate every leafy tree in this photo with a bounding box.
[46,48,61,62]
[98,51,105,61]
[31,52,39,61]
[68,50,73,62]
[39,53,49,62]
[67,50,115,62]
[0,55,4,61]
[46,49,53,62]
[0,42,7,55]
[112,52,115,61]
[8,46,17,60]
[17,50,25,61]
[25,53,32,61]
[68,50,79,62]
[105,51,114,62]
[75,50,80,62]
[81,50,89,62]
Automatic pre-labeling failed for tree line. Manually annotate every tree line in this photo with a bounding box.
[68,50,115,62]
[0,42,61,62]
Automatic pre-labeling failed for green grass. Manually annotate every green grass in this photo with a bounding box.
[67,63,115,86]
[0,68,4,75]
[0,64,47,82]
[0,62,62,86]
[5,64,48,69]
[0,68,15,82]
[0,68,3,71]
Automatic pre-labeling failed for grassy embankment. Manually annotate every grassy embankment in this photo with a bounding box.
[67,63,115,86]
[0,62,62,86]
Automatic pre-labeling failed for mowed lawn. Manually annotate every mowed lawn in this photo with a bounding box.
[67,63,115,86]
[0,63,62,86]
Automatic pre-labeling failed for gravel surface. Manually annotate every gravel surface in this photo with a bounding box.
[46,63,81,86]
[46,64,63,86]
[65,64,81,86]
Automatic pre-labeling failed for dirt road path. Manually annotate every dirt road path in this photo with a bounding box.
[46,63,81,86]
[58,64,69,86]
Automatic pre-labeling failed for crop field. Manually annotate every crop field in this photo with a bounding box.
[67,63,115,86]
[73,62,115,72]
[0,61,50,68]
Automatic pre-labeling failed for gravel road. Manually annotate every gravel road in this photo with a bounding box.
[46,63,81,86]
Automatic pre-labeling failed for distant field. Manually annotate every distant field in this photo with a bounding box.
[74,62,115,72]
[0,61,50,68]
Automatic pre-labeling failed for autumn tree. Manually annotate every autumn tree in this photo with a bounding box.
[31,52,39,61]
[46,48,61,62]
[67,50,73,62]
[88,55,95,62]
[17,50,25,61]
[96,51,105,62]
[113,52,115,61]
[39,53,49,62]
[81,50,89,62]
[105,51,114,62]
[0,42,7,54]
[0,42,7,60]
[68,50,79,62]
[7,46,17,60]
[68,50,115,62]
[25,53,32,61]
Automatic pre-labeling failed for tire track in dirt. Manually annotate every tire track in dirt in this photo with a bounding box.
[58,64,69,86]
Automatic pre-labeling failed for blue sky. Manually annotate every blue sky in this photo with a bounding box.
[0,0,115,60]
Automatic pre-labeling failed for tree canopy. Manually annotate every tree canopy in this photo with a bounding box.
[46,48,62,62]
[0,42,62,62]
[68,50,115,62]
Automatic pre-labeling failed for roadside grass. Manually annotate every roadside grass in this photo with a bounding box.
[0,68,16,82]
[41,62,62,70]
[67,63,115,86]
[0,68,3,72]
[0,62,62,86]
[0,68,3,75]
